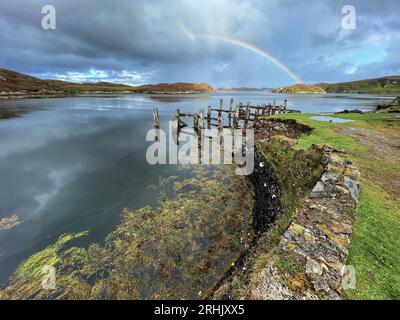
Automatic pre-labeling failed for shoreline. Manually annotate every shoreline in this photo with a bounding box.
[0,91,216,100]
[0,91,397,101]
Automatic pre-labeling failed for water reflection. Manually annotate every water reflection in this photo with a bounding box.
[149,94,212,103]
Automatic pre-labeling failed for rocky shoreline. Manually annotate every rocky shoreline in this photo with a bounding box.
[212,119,361,300]
[0,90,214,99]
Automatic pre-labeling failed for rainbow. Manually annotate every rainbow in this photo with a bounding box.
[189,32,303,84]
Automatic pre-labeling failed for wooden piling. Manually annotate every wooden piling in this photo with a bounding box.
[233,106,239,128]
[172,117,179,145]
[217,115,224,132]
[153,107,160,129]
[207,106,211,129]
[193,113,199,133]
[243,107,250,130]
[199,108,204,130]
[228,105,233,127]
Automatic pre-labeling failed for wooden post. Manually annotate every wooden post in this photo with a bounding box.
[245,102,250,122]
[172,117,179,145]
[233,106,239,128]
[153,107,160,129]
[284,99,288,110]
[199,108,204,130]
[228,105,233,127]
[193,113,199,133]
[207,106,211,129]
[230,98,234,107]
[217,115,224,132]
[243,107,250,130]
[153,107,160,141]
[219,99,223,117]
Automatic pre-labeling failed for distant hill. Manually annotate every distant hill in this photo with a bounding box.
[273,84,326,94]
[50,80,136,93]
[217,87,272,92]
[0,68,214,96]
[0,68,64,95]
[132,82,214,94]
[316,76,400,94]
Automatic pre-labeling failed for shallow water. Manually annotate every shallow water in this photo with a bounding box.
[0,92,393,285]
[311,116,354,123]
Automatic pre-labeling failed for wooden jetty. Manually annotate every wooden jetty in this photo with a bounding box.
[152,99,301,143]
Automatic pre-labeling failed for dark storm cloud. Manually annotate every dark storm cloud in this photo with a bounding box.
[0,0,399,86]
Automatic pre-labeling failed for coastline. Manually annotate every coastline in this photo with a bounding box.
[0,91,216,99]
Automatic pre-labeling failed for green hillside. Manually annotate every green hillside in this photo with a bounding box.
[273,83,326,94]
[0,68,214,96]
[317,76,400,94]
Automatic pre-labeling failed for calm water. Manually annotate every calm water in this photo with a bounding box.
[0,92,394,285]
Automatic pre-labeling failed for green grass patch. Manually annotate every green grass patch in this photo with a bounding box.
[271,113,367,151]
[345,184,400,299]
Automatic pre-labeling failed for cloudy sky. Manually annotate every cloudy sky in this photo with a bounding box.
[0,0,399,87]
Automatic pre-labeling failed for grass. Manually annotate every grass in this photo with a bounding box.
[273,112,400,299]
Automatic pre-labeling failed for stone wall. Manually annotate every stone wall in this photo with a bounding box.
[252,146,361,299]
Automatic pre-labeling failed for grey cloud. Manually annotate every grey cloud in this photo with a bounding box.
[0,0,399,86]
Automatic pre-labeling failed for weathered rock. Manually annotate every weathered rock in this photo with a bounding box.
[343,176,362,203]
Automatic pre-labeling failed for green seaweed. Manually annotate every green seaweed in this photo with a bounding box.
[0,166,252,300]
